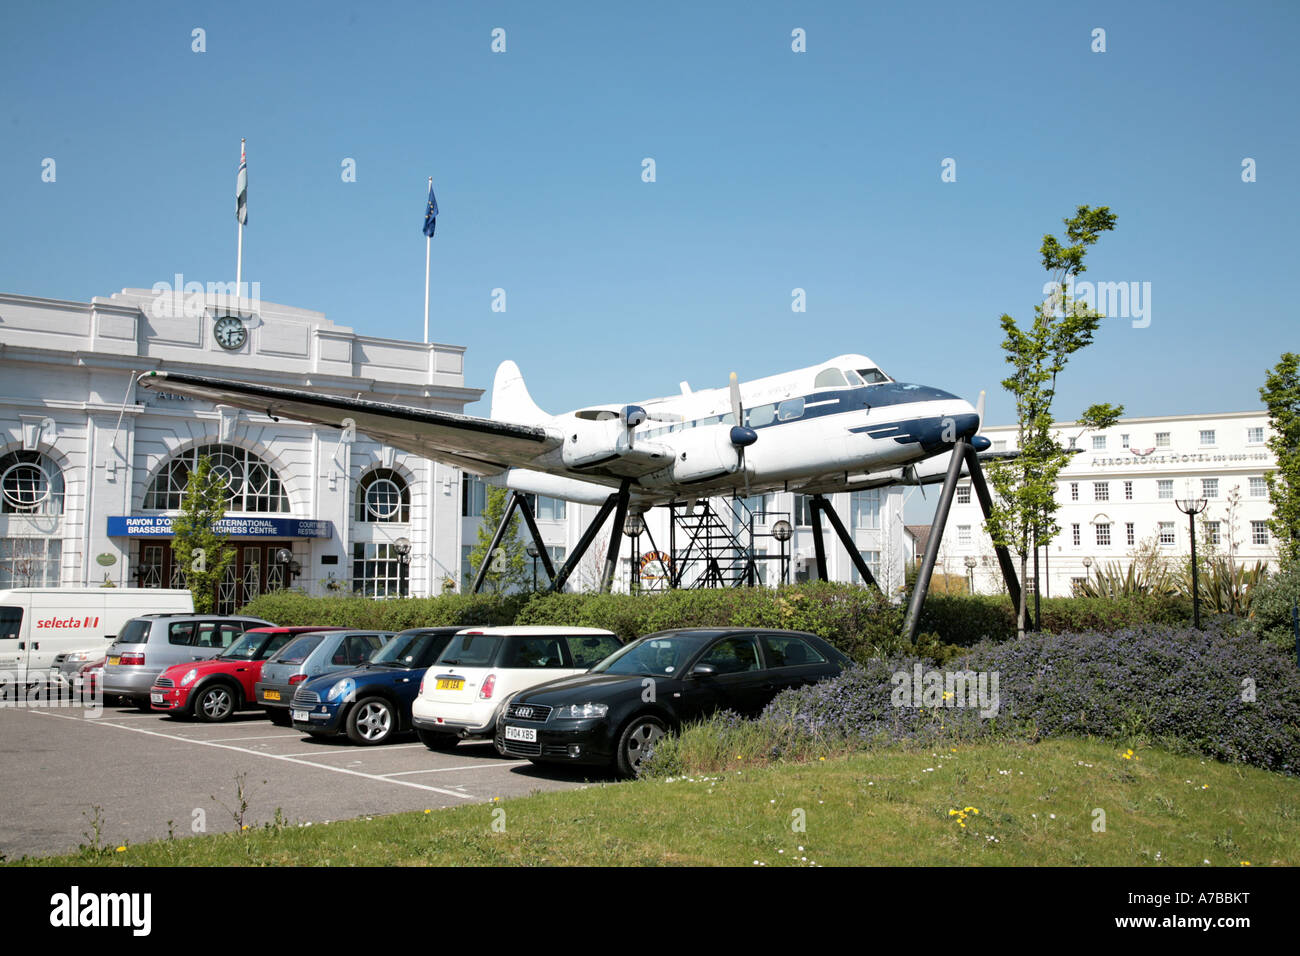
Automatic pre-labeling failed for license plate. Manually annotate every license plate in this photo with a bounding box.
[436,678,464,691]
[292,709,308,722]
[107,656,120,666]
[263,689,281,701]
[151,693,164,704]
[505,726,536,743]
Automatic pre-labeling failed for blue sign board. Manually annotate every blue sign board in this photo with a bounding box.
[107,516,334,539]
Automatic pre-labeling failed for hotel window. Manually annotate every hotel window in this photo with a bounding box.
[1251,521,1269,546]
[355,468,410,523]
[1155,432,1171,448]
[0,537,62,588]
[534,495,567,521]
[957,525,972,546]
[1201,478,1218,499]
[1126,522,1135,546]
[0,450,65,516]
[1199,429,1216,446]
[461,475,487,517]
[1124,480,1133,500]
[1206,521,1221,546]
[956,484,971,505]
[1249,477,1267,497]
[1071,524,1081,546]
[1094,482,1109,502]
[1157,479,1173,500]
[144,443,288,513]
[851,550,881,586]
[1120,433,1130,447]
[1070,482,1079,501]
[1095,523,1111,547]
[1159,522,1176,546]
[794,495,813,527]
[351,542,409,598]
[850,489,881,530]
[1092,435,1106,451]
[993,440,1007,451]
[1247,426,1265,444]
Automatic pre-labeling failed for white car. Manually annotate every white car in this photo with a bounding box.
[411,626,622,751]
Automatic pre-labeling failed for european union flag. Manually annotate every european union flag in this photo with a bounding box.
[422,180,439,238]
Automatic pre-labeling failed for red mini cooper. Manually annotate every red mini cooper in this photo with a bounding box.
[151,626,341,722]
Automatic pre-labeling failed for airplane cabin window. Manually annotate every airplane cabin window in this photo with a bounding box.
[776,397,805,421]
[814,368,848,389]
[748,404,776,427]
[857,367,890,383]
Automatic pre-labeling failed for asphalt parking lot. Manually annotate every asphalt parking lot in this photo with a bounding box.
[0,700,592,859]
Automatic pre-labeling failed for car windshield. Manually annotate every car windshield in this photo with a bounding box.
[271,634,324,665]
[371,631,442,668]
[218,632,268,660]
[590,634,701,677]
[437,634,501,667]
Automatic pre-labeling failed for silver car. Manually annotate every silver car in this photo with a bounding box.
[101,614,272,708]
[255,630,392,724]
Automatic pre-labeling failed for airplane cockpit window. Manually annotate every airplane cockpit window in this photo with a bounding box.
[857,367,891,384]
[814,368,848,389]
[843,369,866,386]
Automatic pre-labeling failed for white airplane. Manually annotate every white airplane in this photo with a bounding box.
[138,353,1017,606]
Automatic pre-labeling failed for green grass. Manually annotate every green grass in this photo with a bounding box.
[15,737,1298,866]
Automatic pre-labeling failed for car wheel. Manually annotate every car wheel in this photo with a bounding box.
[615,714,668,778]
[193,684,237,723]
[346,697,396,746]
[416,728,460,751]
[266,709,292,726]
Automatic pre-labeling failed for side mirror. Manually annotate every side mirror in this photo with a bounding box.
[691,663,717,677]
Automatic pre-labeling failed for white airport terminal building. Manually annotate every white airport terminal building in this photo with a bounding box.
[0,287,1278,604]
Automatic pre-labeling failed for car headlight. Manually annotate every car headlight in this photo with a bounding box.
[180,669,198,687]
[556,702,608,719]
[327,678,355,703]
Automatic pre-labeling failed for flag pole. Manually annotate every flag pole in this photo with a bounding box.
[423,176,432,344]
[236,138,246,300]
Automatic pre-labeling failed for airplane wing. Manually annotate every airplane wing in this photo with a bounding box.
[138,370,562,475]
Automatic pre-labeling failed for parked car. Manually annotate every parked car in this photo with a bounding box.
[291,626,469,745]
[74,656,105,697]
[0,586,193,685]
[101,614,273,709]
[255,629,387,724]
[411,626,622,751]
[496,628,849,776]
[150,626,339,722]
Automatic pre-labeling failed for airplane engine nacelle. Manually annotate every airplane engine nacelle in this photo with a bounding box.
[560,419,624,469]
[641,427,737,487]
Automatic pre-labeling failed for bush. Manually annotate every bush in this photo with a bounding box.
[917,593,1193,646]
[1248,559,1300,650]
[648,625,1300,777]
[237,591,527,631]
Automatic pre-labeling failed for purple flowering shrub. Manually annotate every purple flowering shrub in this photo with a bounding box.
[758,626,1300,775]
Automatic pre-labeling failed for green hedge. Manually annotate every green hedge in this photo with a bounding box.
[237,591,527,631]
[917,593,1194,646]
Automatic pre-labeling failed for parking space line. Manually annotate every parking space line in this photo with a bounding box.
[28,711,478,801]
[382,762,530,777]
[199,733,304,743]
[276,743,427,757]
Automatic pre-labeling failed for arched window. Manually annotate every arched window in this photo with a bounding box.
[356,468,410,523]
[144,443,289,513]
[0,450,65,515]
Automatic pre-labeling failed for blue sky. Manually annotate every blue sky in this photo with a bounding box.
[2,0,1296,436]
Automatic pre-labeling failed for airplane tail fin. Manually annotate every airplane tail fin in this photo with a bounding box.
[490,360,548,424]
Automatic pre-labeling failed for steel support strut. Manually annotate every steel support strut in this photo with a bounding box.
[515,493,556,584]
[962,443,1022,611]
[812,493,879,590]
[600,480,633,593]
[808,497,829,580]
[470,490,522,594]
[902,439,968,643]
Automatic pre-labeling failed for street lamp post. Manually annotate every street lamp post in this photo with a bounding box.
[964,555,976,595]
[622,513,644,592]
[393,537,411,597]
[771,519,793,587]
[1081,555,1092,594]
[1175,495,1208,629]
[525,544,539,592]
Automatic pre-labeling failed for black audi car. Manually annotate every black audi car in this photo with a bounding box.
[495,628,849,777]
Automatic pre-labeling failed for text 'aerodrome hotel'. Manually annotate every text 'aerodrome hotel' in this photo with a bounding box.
[0,288,1280,604]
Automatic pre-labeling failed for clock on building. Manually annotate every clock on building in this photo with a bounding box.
[213,315,247,351]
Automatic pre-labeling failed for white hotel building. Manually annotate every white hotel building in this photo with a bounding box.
[0,287,907,603]
[943,412,1281,596]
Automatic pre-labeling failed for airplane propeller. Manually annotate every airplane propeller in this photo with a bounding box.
[620,404,681,447]
[728,372,758,495]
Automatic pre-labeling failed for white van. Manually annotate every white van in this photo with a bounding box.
[0,588,194,682]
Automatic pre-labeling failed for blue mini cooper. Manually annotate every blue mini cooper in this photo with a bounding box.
[290,626,468,745]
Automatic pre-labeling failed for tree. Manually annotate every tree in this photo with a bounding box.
[466,486,530,593]
[985,205,1124,638]
[170,454,236,613]
[1259,352,1300,563]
